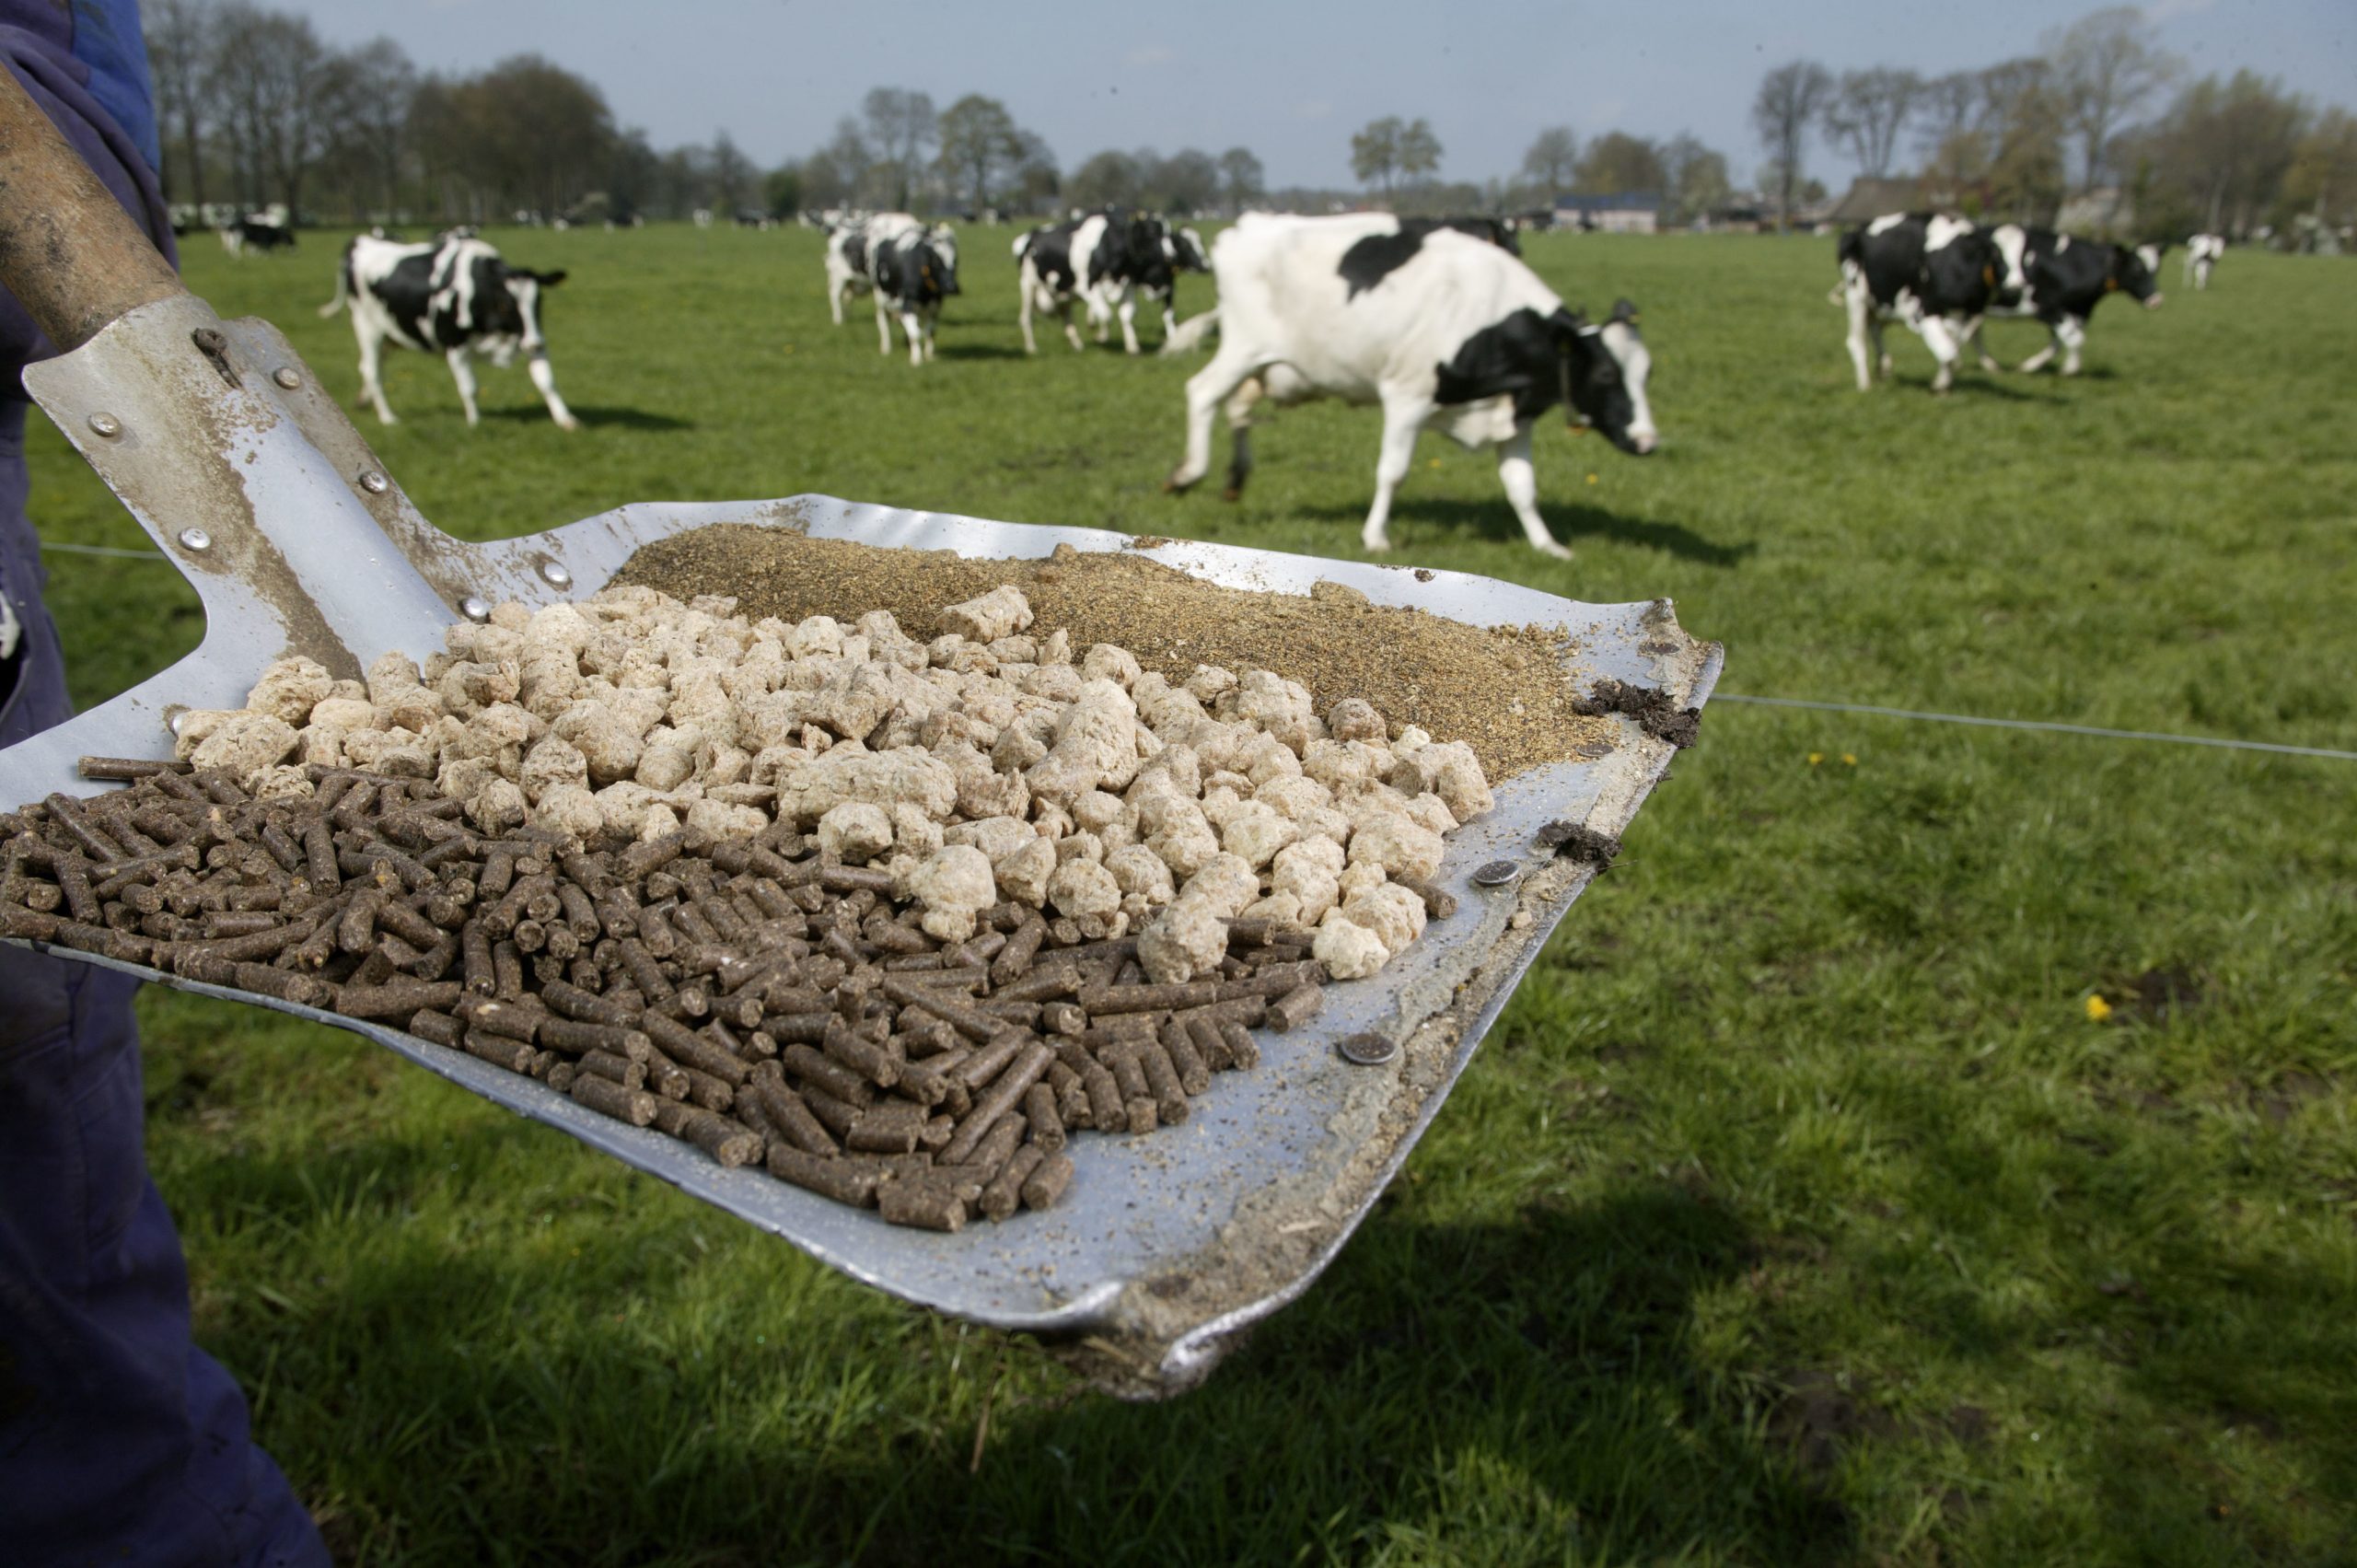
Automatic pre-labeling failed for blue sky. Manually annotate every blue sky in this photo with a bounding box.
[287,0,2354,191]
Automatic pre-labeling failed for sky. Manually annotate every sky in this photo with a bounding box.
[284,0,2355,192]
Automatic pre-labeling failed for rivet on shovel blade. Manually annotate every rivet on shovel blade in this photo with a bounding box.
[177,528,210,552]
[1470,860,1520,887]
[357,470,390,494]
[273,367,301,389]
[459,597,492,622]
[1337,1032,1397,1066]
[87,412,121,437]
[539,560,572,589]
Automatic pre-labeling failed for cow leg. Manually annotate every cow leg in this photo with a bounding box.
[1061,300,1083,353]
[354,328,397,424]
[528,350,579,431]
[1961,315,2003,373]
[1221,378,1263,502]
[445,347,482,426]
[1917,316,1961,395]
[1167,346,1271,492]
[2055,316,2087,376]
[1842,278,1875,391]
[902,309,925,367]
[876,296,894,356]
[829,271,845,326]
[1018,281,1038,354]
[2017,326,2061,375]
[1360,397,1426,554]
[1495,425,1570,559]
[1117,294,1143,356]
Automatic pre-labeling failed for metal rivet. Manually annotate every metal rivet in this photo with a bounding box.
[1338,1032,1398,1066]
[273,367,302,389]
[459,597,492,622]
[168,710,190,737]
[357,470,390,494]
[177,528,211,552]
[87,412,122,437]
[1470,860,1521,887]
[538,560,572,588]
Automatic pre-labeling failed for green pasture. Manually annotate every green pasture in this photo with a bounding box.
[25,224,2357,1564]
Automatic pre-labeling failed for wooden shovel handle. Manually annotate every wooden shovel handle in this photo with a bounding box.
[0,66,183,353]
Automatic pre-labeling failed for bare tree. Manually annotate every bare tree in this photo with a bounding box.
[1823,68,1921,178]
[1218,146,1264,215]
[863,87,937,209]
[1351,116,1402,194]
[145,0,214,207]
[335,37,415,220]
[2046,6,2177,192]
[711,131,755,214]
[1753,60,1832,228]
[205,4,345,214]
[1521,125,1578,197]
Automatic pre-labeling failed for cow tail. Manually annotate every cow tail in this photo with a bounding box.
[1160,308,1220,355]
[1829,228,1864,306]
[319,245,352,318]
[1011,232,1032,261]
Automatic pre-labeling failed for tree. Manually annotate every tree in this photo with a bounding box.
[762,163,803,222]
[1155,147,1221,215]
[1520,126,1578,199]
[329,36,414,219]
[2130,71,2308,235]
[1753,60,1832,228]
[1575,132,1666,195]
[2046,6,2177,192]
[204,5,348,214]
[863,87,936,209]
[1397,119,1442,185]
[710,131,755,214]
[1351,116,1401,194]
[1069,149,1144,209]
[1218,146,1264,215]
[2281,107,2357,227]
[146,0,215,207]
[1980,58,2068,222]
[1009,132,1060,215]
[1823,68,1921,178]
[935,94,1024,215]
[1661,134,1730,224]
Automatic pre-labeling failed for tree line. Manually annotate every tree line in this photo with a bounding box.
[1748,5,2357,238]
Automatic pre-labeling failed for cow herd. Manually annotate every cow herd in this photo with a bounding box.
[246,202,2215,558]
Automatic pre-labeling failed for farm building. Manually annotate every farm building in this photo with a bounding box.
[1554,191,1663,233]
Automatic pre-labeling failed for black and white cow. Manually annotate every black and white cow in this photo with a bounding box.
[1162,213,1655,558]
[2184,232,2224,290]
[1834,212,2007,393]
[868,226,960,365]
[1962,226,2163,376]
[1013,210,1209,354]
[220,205,295,257]
[822,212,960,363]
[319,232,578,430]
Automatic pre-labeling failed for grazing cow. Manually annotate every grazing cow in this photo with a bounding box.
[319,232,578,430]
[1162,213,1655,558]
[1961,226,2163,376]
[1833,212,2006,393]
[824,212,949,319]
[1012,209,1210,354]
[734,208,774,230]
[2184,232,2224,290]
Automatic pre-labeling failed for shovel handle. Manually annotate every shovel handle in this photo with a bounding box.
[0,66,183,353]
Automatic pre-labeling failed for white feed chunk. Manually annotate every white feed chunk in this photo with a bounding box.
[194,578,1509,985]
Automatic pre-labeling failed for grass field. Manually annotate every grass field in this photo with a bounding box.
[24,223,2357,1565]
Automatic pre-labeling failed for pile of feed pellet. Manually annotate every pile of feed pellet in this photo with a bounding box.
[0,576,1541,1231]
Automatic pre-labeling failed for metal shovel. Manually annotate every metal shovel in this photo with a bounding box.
[0,77,1719,1393]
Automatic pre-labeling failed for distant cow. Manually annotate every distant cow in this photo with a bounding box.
[1013,210,1209,354]
[868,226,960,365]
[220,205,295,258]
[824,212,950,318]
[1834,212,2007,393]
[2184,232,2224,290]
[1162,213,1655,558]
[319,233,578,430]
[1962,226,2163,376]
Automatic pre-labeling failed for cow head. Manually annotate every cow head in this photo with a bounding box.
[909,239,958,302]
[1556,303,1656,456]
[2114,244,2165,308]
[479,264,564,365]
[1168,226,1211,273]
[927,224,961,276]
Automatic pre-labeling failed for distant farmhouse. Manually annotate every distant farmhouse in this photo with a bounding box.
[1554,191,1663,234]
